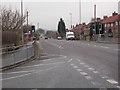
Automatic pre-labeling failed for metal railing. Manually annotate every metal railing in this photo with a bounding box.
[1,43,34,68]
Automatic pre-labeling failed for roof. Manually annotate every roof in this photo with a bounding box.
[70,24,88,32]
[102,14,120,23]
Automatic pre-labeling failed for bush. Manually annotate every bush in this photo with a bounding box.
[2,31,19,45]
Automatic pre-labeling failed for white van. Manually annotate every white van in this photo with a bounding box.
[66,31,75,40]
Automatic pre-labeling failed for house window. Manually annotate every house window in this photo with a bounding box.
[105,24,106,27]
[111,23,113,27]
[107,24,109,27]
[115,21,118,25]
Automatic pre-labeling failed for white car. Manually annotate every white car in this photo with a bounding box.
[57,36,62,40]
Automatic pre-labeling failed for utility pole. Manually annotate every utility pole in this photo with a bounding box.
[21,0,24,44]
[26,11,29,42]
[27,11,29,33]
[94,4,96,34]
[79,0,81,24]
[69,13,72,29]
[37,22,39,30]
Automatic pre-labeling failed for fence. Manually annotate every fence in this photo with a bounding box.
[1,43,34,68]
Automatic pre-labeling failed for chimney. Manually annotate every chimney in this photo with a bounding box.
[112,11,118,16]
[82,23,86,25]
[103,16,108,19]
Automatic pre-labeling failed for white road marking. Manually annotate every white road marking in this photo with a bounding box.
[67,59,73,63]
[94,45,97,47]
[73,66,78,68]
[59,46,61,48]
[76,69,82,72]
[100,75,109,79]
[100,46,109,49]
[116,86,120,89]
[106,79,118,84]
[85,76,93,80]
[17,62,64,68]
[2,70,35,74]
[88,44,90,45]
[93,71,99,74]
[70,64,74,66]
[80,63,85,65]
[88,68,95,71]
[91,81,101,86]
[78,60,81,62]
[1,66,57,81]
[84,65,90,68]
[64,56,67,58]
[80,72,88,76]
[32,59,52,62]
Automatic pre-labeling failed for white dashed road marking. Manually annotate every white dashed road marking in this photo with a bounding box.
[88,68,95,71]
[85,76,93,80]
[77,60,81,62]
[91,81,101,86]
[93,71,99,74]
[106,79,118,84]
[100,75,109,79]
[76,69,82,72]
[67,58,73,63]
[70,64,74,66]
[80,72,88,76]
[73,66,78,68]
[80,63,85,65]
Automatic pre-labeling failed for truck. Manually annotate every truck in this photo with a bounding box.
[66,31,75,40]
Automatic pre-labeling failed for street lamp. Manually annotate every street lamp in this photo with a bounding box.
[69,13,72,29]
[79,0,81,24]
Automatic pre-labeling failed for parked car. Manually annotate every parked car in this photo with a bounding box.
[45,37,48,39]
[57,36,62,40]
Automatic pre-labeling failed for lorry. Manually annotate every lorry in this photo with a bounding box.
[66,31,75,40]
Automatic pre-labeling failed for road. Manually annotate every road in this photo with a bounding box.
[1,39,119,89]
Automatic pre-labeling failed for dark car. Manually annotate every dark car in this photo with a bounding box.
[45,37,48,39]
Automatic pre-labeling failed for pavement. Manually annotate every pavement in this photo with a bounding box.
[1,39,120,89]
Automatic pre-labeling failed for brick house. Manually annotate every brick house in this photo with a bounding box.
[102,12,120,38]
[70,23,89,40]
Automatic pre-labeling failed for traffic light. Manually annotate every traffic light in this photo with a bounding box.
[30,25,35,36]
[31,25,35,32]
[98,23,104,34]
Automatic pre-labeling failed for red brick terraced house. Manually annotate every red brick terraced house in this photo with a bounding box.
[102,12,120,38]
[70,23,88,40]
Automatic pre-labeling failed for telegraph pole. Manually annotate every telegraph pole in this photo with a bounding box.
[94,4,96,34]
[27,11,29,33]
[21,0,24,44]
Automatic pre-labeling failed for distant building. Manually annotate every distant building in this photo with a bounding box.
[38,28,45,35]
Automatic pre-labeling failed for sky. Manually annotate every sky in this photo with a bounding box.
[0,0,119,31]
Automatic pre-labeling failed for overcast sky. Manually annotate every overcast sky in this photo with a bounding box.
[0,0,119,30]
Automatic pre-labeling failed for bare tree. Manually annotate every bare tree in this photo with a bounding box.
[0,7,27,46]
[1,7,27,31]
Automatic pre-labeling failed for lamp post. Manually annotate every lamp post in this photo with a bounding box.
[69,13,72,29]
[79,0,81,24]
